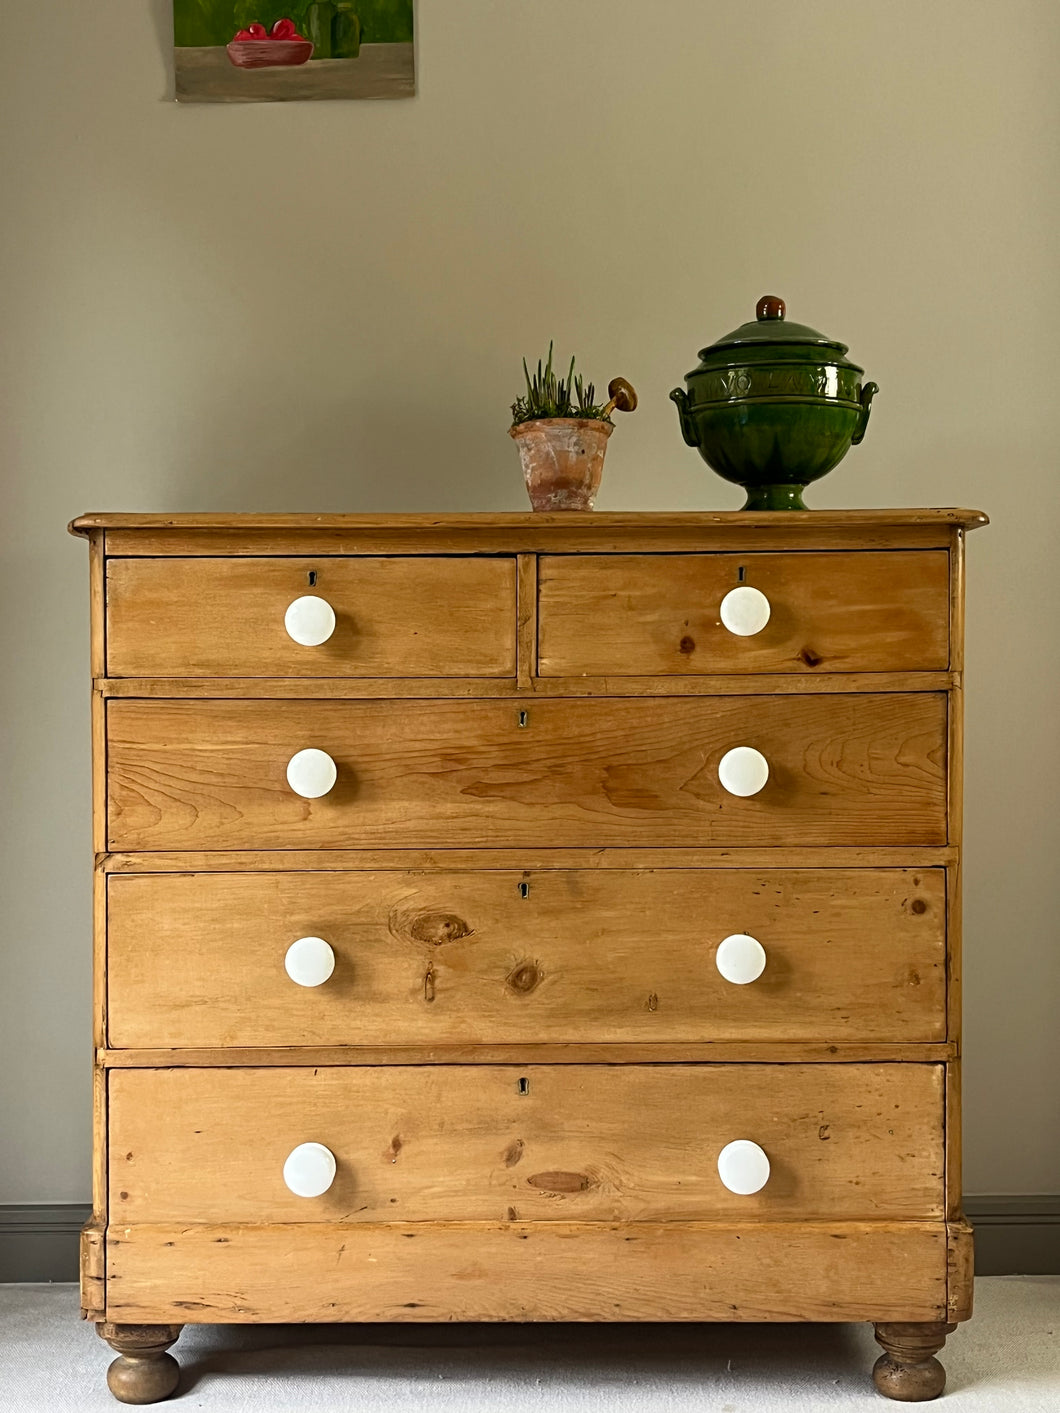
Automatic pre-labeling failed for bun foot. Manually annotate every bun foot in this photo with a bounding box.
[98,1323,183,1405]
[872,1321,956,1402]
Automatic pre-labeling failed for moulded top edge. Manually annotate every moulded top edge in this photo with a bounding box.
[68,508,989,536]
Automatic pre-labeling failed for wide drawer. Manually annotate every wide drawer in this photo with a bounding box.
[537,551,950,675]
[105,556,517,677]
[107,869,946,1047]
[106,694,947,849]
[109,1064,944,1223]
[106,1221,950,1324]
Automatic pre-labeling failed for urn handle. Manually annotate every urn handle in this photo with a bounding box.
[852,381,879,446]
[669,387,699,447]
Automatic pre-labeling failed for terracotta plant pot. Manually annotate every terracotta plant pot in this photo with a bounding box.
[509,418,613,511]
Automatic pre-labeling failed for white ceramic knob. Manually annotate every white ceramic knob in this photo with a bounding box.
[286,748,337,799]
[717,1139,770,1195]
[718,746,769,797]
[284,595,336,647]
[716,933,767,985]
[285,936,336,988]
[283,1142,337,1198]
[720,585,771,637]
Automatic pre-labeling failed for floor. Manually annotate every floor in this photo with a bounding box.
[1,1280,1058,1412]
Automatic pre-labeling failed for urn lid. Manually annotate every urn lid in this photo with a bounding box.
[697,295,860,369]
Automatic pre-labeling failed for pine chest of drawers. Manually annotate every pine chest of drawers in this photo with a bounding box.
[71,508,987,1404]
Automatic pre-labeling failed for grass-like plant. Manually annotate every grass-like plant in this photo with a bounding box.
[511,343,630,425]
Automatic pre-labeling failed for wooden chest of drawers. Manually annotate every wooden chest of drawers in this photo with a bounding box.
[71,508,986,1404]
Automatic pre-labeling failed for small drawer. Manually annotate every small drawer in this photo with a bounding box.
[107,868,947,1048]
[109,1063,944,1224]
[106,693,947,850]
[105,556,517,678]
[538,551,950,676]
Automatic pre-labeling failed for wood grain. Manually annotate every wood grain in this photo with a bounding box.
[516,554,538,689]
[947,1217,975,1321]
[104,1220,949,1324]
[98,671,958,699]
[80,1221,105,1322]
[105,557,516,678]
[108,1064,944,1224]
[100,846,959,872]
[99,1043,958,1067]
[539,552,949,676]
[106,868,946,1048]
[105,694,948,851]
[70,510,992,534]
[946,529,966,1217]
[70,509,991,560]
[69,510,982,1348]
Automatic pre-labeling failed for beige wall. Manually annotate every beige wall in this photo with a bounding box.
[1,0,1057,1201]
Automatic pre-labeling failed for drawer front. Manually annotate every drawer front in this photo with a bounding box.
[105,556,517,677]
[106,694,947,849]
[109,1064,944,1223]
[106,1221,950,1325]
[538,552,950,676]
[107,869,946,1048]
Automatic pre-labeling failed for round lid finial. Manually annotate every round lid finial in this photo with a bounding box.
[756,295,785,321]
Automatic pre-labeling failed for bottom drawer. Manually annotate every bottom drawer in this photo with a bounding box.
[109,1064,944,1224]
[105,1220,950,1324]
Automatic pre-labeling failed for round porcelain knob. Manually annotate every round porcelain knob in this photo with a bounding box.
[282,1142,337,1198]
[284,595,336,647]
[285,936,336,988]
[286,748,337,799]
[717,1139,770,1195]
[716,933,767,985]
[718,746,769,797]
[720,585,771,637]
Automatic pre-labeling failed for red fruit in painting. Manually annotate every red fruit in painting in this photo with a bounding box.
[270,17,297,38]
[233,28,257,39]
[246,22,268,37]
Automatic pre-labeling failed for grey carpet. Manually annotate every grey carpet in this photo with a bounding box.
[1,1278,1058,1411]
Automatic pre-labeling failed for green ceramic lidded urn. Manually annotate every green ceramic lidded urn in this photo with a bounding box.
[670,296,879,510]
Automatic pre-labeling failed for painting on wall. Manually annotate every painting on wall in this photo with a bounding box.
[174,0,414,103]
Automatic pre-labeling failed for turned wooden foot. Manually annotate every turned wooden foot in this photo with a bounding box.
[97,1323,183,1405]
[872,1321,957,1402]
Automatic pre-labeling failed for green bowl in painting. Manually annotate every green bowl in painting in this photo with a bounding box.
[670,296,878,510]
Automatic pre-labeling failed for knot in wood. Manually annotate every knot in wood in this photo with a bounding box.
[506,961,542,994]
[407,912,473,945]
[527,1171,592,1193]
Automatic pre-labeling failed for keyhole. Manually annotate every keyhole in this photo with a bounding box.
[519,881,530,899]
[518,710,528,728]
[517,1077,530,1096]
[737,566,746,583]
[307,570,317,586]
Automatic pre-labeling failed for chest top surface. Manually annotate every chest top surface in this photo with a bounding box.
[70,508,988,555]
